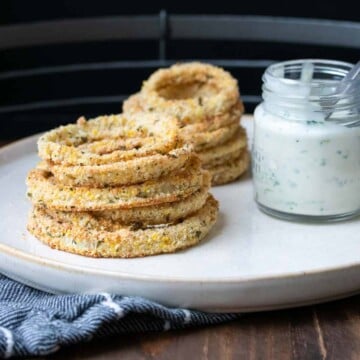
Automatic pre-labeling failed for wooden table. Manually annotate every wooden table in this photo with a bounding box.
[44,295,359,359]
[2,140,358,359]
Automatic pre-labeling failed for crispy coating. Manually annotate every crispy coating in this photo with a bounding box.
[27,195,219,258]
[27,157,206,211]
[208,150,250,185]
[179,100,243,131]
[44,177,210,226]
[123,93,243,150]
[39,144,193,187]
[139,63,241,124]
[124,92,244,129]
[181,122,240,151]
[198,127,248,167]
[38,113,180,166]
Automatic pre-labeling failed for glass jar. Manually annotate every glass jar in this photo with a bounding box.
[253,59,360,222]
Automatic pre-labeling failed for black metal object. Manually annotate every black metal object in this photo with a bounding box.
[159,10,168,62]
[0,13,359,138]
[170,16,360,48]
[0,16,158,49]
[1,15,360,49]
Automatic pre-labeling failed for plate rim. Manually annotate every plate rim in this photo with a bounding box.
[1,235,360,284]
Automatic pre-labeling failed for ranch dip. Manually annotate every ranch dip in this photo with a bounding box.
[253,59,360,221]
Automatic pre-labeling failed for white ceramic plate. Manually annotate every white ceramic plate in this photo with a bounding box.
[0,117,360,313]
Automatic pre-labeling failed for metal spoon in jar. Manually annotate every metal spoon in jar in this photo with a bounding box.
[324,60,360,121]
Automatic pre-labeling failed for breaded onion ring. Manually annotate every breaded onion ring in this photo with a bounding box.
[203,148,243,169]
[124,92,243,150]
[27,158,206,211]
[208,151,250,186]
[183,123,240,151]
[38,113,180,166]
[27,195,219,258]
[44,178,210,226]
[124,93,244,130]
[198,128,247,167]
[38,144,193,187]
[139,63,242,124]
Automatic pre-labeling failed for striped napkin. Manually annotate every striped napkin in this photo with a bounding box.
[0,274,239,358]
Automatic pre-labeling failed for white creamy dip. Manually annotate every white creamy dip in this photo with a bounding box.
[253,59,360,221]
[253,104,360,217]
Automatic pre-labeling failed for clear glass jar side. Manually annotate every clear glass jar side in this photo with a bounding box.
[253,59,360,222]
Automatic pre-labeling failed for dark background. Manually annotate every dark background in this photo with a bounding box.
[0,1,359,138]
[0,1,356,23]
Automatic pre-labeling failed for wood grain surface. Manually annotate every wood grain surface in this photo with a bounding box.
[38,295,360,360]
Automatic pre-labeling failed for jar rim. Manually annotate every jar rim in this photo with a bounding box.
[262,59,360,113]
[265,59,353,86]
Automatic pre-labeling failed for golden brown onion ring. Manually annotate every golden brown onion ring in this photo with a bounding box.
[208,150,250,186]
[38,113,179,166]
[198,128,247,167]
[27,157,205,211]
[38,144,193,187]
[139,63,242,124]
[27,195,219,258]
[183,123,240,151]
[45,177,210,226]
[123,93,244,130]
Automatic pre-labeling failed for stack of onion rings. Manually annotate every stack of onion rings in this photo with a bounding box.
[26,112,219,257]
[123,62,250,185]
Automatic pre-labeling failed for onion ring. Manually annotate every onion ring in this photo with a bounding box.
[38,113,180,166]
[124,93,244,130]
[124,92,243,150]
[139,63,240,123]
[44,177,210,226]
[203,148,243,169]
[183,122,240,151]
[95,180,210,224]
[27,195,219,258]
[208,151,250,186]
[39,144,193,187]
[27,157,206,211]
[198,128,247,167]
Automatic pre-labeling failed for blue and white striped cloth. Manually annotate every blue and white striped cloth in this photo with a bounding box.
[0,275,239,358]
